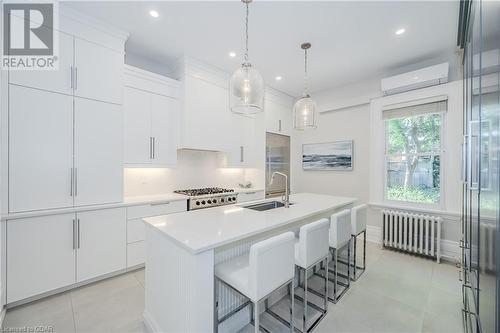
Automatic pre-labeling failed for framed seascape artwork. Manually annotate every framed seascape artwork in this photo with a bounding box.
[302,140,353,171]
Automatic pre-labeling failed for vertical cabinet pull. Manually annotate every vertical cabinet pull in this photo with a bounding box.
[70,66,74,89]
[70,168,74,196]
[240,146,244,163]
[279,119,282,132]
[74,67,78,90]
[77,218,81,249]
[149,137,153,159]
[153,137,156,159]
[72,218,76,249]
[74,168,78,196]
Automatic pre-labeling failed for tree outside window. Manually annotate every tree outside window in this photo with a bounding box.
[385,112,442,204]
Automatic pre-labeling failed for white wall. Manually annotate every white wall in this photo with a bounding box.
[124,149,263,197]
[291,104,371,203]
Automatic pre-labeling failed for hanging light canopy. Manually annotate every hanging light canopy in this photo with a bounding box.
[229,0,264,115]
[293,42,318,130]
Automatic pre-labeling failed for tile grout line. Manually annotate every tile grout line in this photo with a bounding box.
[69,292,78,333]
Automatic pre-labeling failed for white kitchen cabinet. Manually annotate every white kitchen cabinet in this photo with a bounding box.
[123,87,179,166]
[124,87,151,164]
[9,32,74,95]
[151,94,179,165]
[74,98,123,206]
[74,38,123,104]
[180,75,229,151]
[265,98,292,136]
[226,113,256,167]
[6,214,76,303]
[9,85,74,212]
[76,208,126,282]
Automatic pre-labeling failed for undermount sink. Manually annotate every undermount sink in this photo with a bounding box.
[242,200,293,211]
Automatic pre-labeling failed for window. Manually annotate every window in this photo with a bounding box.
[384,100,446,206]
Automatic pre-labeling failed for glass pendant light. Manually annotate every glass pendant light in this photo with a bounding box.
[229,0,264,115]
[293,43,318,130]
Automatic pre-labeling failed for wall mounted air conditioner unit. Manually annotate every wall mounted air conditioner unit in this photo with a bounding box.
[381,62,449,96]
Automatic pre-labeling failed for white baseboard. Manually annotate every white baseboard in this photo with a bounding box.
[143,310,161,333]
[366,225,460,263]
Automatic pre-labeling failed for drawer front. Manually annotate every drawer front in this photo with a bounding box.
[127,218,145,243]
[127,241,145,268]
[237,191,265,203]
[127,200,187,219]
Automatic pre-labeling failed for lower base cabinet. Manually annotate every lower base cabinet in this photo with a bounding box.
[6,207,126,304]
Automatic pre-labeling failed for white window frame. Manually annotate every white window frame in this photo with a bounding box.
[382,112,446,210]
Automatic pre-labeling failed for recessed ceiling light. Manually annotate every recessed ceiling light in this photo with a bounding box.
[395,28,405,35]
[149,10,159,18]
[275,76,282,81]
[228,51,236,58]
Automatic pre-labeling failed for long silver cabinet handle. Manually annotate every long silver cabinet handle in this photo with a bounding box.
[153,137,156,159]
[240,146,244,163]
[77,218,81,249]
[72,218,76,249]
[74,67,78,90]
[74,168,78,196]
[279,120,282,132]
[149,137,153,159]
[70,168,74,196]
[70,66,74,89]
[150,201,171,206]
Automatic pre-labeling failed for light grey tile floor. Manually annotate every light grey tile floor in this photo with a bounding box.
[3,242,463,333]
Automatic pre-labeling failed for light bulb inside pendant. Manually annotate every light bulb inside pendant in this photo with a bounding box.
[293,42,318,130]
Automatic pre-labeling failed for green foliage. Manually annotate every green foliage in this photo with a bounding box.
[387,113,441,155]
[387,185,440,204]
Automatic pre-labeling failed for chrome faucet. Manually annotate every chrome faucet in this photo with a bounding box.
[271,172,290,208]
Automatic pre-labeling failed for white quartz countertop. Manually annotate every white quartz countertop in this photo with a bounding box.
[123,193,188,205]
[144,193,356,254]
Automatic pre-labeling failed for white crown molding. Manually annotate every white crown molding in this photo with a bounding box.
[59,3,129,41]
[124,65,180,88]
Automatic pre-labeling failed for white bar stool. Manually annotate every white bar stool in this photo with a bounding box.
[328,209,352,303]
[267,219,330,333]
[351,204,367,281]
[214,232,296,333]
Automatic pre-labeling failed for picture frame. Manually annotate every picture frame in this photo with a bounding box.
[302,140,353,171]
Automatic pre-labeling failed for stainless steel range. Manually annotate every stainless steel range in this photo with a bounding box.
[174,187,238,211]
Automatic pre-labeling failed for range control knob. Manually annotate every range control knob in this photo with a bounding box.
[201,200,206,205]
[213,199,217,204]
[228,197,232,202]
[196,201,200,206]
[232,197,237,201]
[207,200,212,204]
[221,198,225,202]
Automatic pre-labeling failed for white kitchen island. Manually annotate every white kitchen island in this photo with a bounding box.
[142,193,356,333]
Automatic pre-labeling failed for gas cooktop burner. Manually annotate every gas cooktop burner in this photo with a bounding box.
[174,187,238,210]
[174,187,235,197]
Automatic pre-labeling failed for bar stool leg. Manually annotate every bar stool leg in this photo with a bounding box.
[303,267,308,333]
[363,230,367,269]
[214,277,219,333]
[347,239,351,290]
[353,235,357,281]
[254,301,259,333]
[324,258,328,312]
[289,281,294,333]
[333,248,337,303]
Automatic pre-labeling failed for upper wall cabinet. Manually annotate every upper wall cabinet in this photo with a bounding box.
[8,6,126,105]
[123,66,181,166]
[265,91,294,136]
[74,38,123,104]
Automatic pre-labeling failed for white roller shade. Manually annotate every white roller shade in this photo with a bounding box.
[382,96,447,120]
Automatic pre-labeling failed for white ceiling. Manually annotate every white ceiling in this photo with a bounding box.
[66,1,459,96]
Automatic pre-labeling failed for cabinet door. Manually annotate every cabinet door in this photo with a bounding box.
[9,32,74,95]
[9,85,74,212]
[226,114,254,167]
[151,94,179,165]
[124,87,152,164]
[76,208,126,282]
[7,214,76,303]
[74,98,123,206]
[265,99,292,135]
[74,38,123,104]
[182,76,229,151]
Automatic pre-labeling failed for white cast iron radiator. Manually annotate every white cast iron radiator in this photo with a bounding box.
[382,210,442,263]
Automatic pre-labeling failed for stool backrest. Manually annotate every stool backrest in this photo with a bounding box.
[249,232,295,301]
[330,209,352,249]
[351,204,367,235]
[298,218,330,268]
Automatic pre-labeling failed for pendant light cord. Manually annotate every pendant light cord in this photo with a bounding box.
[244,1,249,63]
[304,48,308,96]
